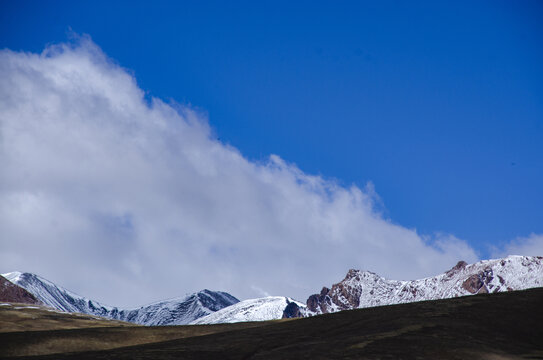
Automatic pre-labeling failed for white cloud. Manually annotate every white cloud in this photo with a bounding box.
[493,234,543,258]
[0,36,480,307]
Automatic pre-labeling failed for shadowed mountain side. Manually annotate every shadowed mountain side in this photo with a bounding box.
[0,276,40,305]
[3,288,543,359]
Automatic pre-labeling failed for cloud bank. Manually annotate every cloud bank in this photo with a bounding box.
[493,234,543,259]
[0,37,483,307]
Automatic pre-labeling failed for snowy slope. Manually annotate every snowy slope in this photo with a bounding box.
[306,255,543,315]
[2,272,239,325]
[4,255,540,325]
[111,290,240,325]
[191,296,306,324]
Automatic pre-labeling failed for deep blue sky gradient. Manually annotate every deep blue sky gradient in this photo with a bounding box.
[1,0,542,257]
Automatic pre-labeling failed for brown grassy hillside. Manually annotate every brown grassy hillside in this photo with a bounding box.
[1,288,543,359]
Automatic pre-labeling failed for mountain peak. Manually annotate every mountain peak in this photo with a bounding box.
[306,256,543,315]
[452,260,468,271]
[2,271,239,326]
[2,271,23,283]
[191,296,305,325]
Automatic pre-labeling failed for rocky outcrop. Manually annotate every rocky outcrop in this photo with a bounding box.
[282,300,303,319]
[307,287,330,313]
[0,275,41,305]
[307,270,366,313]
[446,260,468,277]
[461,267,494,294]
[462,274,485,294]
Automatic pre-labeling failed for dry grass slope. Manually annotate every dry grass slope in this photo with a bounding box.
[1,288,543,359]
[0,304,272,357]
[0,303,133,332]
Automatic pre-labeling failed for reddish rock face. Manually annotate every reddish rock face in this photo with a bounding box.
[445,260,468,278]
[462,274,484,294]
[305,256,542,315]
[452,261,468,271]
[306,272,365,313]
[0,275,41,305]
[459,268,494,294]
[307,287,332,313]
[329,281,362,310]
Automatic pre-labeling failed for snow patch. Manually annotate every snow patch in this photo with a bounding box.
[191,296,306,324]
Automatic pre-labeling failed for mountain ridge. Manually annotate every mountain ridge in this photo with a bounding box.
[190,296,305,325]
[3,255,542,325]
[1,272,239,326]
[305,254,543,315]
[4,287,542,359]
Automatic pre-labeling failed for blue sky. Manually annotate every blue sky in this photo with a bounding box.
[1,1,542,305]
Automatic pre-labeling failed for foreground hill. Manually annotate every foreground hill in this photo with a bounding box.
[2,287,542,359]
[0,303,132,333]
[0,303,263,357]
[1,272,239,325]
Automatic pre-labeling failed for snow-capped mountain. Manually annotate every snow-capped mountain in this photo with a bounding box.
[306,255,543,315]
[4,255,541,326]
[190,296,306,324]
[108,290,240,326]
[2,271,239,325]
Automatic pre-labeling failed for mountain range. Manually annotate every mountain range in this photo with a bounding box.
[304,255,543,315]
[1,272,238,326]
[2,255,542,325]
